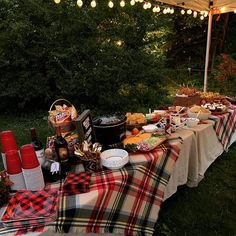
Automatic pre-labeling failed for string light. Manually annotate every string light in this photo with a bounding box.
[200,15,204,20]
[143,3,148,9]
[91,0,96,7]
[181,9,185,15]
[156,6,160,12]
[163,8,167,14]
[130,0,135,5]
[193,11,197,18]
[108,0,114,8]
[234,9,236,13]
[187,9,192,14]
[77,0,83,7]
[170,8,174,14]
[120,0,125,7]
[204,11,208,17]
[166,7,171,13]
[54,0,60,3]
[147,2,151,8]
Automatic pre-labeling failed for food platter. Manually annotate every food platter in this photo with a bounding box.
[123,132,167,152]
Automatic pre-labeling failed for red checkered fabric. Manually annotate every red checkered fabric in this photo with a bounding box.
[1,188,59,229]
[63,172,91,196]
[210,107,236,151]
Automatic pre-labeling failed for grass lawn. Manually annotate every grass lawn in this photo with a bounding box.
[0,114,236,235]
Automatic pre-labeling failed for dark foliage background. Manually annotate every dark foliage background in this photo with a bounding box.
[0,0,235,115]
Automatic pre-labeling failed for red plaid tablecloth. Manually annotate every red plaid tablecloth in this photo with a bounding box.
[0,144,180,236]
[209,106,236,151]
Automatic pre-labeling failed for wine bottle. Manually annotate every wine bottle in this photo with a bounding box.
[54,126,70,176]
[30,128,44,165]
[165,114,172,134]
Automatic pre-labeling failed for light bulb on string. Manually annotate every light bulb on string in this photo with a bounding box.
[130,0,135,5]
[181,9,185,15]
[163,8,167,14]
[120,0,125,7]
[200,15,204,20]
[91,0,96,7]
[193,11,197,18]
[204,11,208,17]
[187,9,192,14]
[147,2,151,8]
[156,6,160,12]
[234,9,236,13]
[77,0,83,7]
[108,0,114,8]
[139,0,144,2]
[170,8,174,14]
[143,3,147,9]
[166,7,170,13]
[54,0,61,4]
[200,11,204,15]
[152,7,156,12]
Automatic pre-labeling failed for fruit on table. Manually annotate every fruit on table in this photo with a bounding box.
[131,128,140,135]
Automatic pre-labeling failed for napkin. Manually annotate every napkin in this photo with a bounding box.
[63,172,91,196]
[1,188,59,228]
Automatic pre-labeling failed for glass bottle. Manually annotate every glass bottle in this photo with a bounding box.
[30,128,44,165]
[54,126,70,177]
[41,148,60,183]
[165,114,172,134]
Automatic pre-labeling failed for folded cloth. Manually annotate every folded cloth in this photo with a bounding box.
[1,188,59,228]
[63,172,91,196]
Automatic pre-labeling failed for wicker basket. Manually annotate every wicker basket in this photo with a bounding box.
[173,93,201,107]
[48,99,78,133]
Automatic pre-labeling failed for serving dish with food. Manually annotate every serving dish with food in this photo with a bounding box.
[123,132,167,152]
[187,105,211,120]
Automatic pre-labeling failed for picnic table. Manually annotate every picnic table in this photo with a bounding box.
[0,105,236,236]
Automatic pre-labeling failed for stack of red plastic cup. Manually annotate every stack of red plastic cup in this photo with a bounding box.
[0,130,18,169]
[5,150,26,190]
[20,144,39,169]
[21,144,45,190]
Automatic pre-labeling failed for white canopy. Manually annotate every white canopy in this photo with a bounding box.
[158,0,236,14]
[157,0,236,92]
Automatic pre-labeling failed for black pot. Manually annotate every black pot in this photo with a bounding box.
[93,115,126,146]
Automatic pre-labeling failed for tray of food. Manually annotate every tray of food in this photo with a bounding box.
[123,132,167,152]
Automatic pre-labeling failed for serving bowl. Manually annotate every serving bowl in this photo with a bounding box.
[142,124,158,133]
[185,118,199,128]
[187,110,211,120]
[100,149,129,170]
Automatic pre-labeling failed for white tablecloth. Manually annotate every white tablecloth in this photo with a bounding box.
[164,121,224,200]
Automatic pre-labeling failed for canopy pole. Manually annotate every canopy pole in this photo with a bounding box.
[203,10,213,92]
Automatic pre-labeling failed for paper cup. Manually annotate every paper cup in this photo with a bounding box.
[9,172,26,191]
[23,166,45,190]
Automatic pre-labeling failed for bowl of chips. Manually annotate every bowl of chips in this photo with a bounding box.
[187,105,211,120]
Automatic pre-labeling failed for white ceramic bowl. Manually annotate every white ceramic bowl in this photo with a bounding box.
[185,118,199,128]
[187,110,211,120]
[142,124,158,133]
[100,149,129,170]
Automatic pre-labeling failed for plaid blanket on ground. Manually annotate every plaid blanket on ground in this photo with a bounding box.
[210,107,236,151]
[0,144,179,236]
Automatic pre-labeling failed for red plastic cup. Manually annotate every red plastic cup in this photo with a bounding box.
[5,150,22,175]
[0,130,18,153]
[20,144,39,169]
